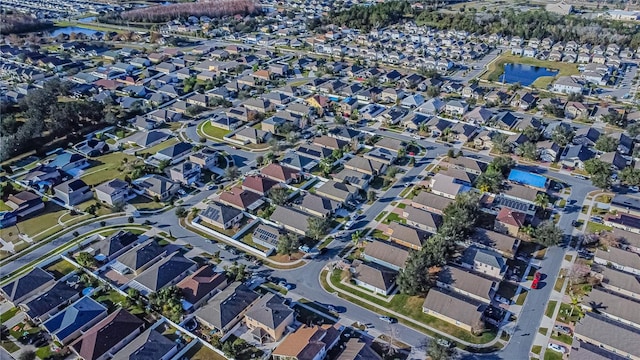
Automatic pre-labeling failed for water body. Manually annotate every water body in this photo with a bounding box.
[500,63,559,86]
[78,16,97,23]
[49,26,100,37]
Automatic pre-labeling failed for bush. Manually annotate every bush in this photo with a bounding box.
[127,216,134,223]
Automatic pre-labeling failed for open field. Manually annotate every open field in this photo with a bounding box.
[80,152,137,186]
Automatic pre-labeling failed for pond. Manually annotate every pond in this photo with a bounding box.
[500,63,559,86]
[49,26,100,37]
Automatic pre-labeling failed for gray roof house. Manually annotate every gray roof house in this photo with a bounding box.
[200,203,244,230]
[111,328,178,360]
[1,267,55,305]
[194,282,260,334]
[54,179,93,206]
[270,205,312,235]
[128,252,197,295]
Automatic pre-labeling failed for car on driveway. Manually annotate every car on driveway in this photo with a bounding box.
[547,343,566,354]
[553,324,571,335]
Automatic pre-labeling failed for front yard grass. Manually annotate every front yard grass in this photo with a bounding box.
[545,301,557,318]
[531,345,542,355]
[554,277,565,292]
[0,307,20,323]
[550,332,573,345]
[516,289,528,305]
[44,259,77,279]
[0,200,12,211]
[0,340,19,353]
[5,201,67,238]
[183,342,226,360]
[374,211,388,221]
[586,221,612,233]
[383,212,404,224]
[544,350,564,360]
[201,120,232,139]
[129,195,165,210]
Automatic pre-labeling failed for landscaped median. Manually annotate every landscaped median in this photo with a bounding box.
[320,268,500,350]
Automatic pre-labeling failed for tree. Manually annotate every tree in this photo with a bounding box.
[367,190,376,203]
[255,155,264,166]
[397,248,436,296]
[534,221,563,247]
[225,166,240,180]
[277,233,300,259]
[552,124,575,147]
[534,193,549,209]
[523,126,541,142]
[76,252,97,268]
[584,159,612,189]
[175,206,187,218]
[158,159,171,171]
[268,187,289,205]
[426,339,455,360]
[620,167,640,186]
[387,166,400,178]
[447,148,455,158]
[306,217,330,240]
[19,350,36,360]
[351,230,364,247]
[492,132,511,154]
[148,286,183,322]
[516,141,538,160]
[594,136,619,153]
[627,122,640,137]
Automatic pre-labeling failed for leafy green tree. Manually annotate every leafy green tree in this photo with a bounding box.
[516,141,538,161]
[225,166,240,180]
[306,217,330,240]
[594,136,619,153]
[351,230,364,247]
[367,190,376,203]
[427,339,455,360]
[397,248,435,296]
[627,122,640,137]
[492,132,511,154]
[148,286,183,322]
[535,193,549,209]
[158,159,171,171]
[620,167,640,186]
[76,252,97,268]
[18,350,36,360]
[552,124,575,147]
[175,206,187,218]
[277,233,299,259]
[269,187,289,206]
[533,221,564,247]
[584,158,612,189]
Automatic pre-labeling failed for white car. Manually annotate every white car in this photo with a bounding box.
[547,343,566,354]
[344,220,355,229]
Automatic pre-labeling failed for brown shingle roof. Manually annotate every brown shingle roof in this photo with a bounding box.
[218,186,262,210]
[177,265,228,305]
[422,288,484,328]
[261,163,301,183]
[71,309,144,360]
[496,207,525,227]
[242,175,280,194]
[272,324,341,360]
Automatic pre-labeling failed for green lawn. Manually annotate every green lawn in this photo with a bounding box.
[554,277,565,292]
[129,195,166,210]
[374,211,388,221]
[544,350,564,360]
[137,138,179,156]
[531,345,542,355]
[35,345,56,359]
[482,53,579,87]
[326,270,496,344]
[0,341,19,353]
[0,200,12,211]
[383,212,404,224]
[586,221,612,233]
[92,289,126,312]
[545,301,557,318]
[397,203,406,209]
[550,332,573,345]
[80,152,138,186]
[0,307,20,323]
[516,289,528,305]
[201,121,232,139]
[44,259,77,279]
[371,229,390,240]
[3,201,67,237]
[183,342,226,360]
[538,327,548,335]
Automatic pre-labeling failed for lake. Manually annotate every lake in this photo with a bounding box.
[500,63,559,86]
[49,26,100,37]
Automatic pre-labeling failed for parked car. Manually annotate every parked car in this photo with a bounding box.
[344,220,355,229]
[435,338,454,348]
[547,343,566,354]
[553,324,571,335]
[378,316,396,323]
[532,271,542,289]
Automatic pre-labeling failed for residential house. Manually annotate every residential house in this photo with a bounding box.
[561,145,595,169]
[242,175,280,196]
[537,140,562,162]
[430,173,470,199]
[113,239,166,276]
[54,179,93,206]
[472,229,520,259]
[297,193,341,218]
[332,169,371,190]
[235,127,271,145]
[565,101,589,119]
[494,207,526,237]
[261,163,302,184]
[594,247,640,275]
[251,224,281,253]
[437,266,498,304]
[194,283,260,335]
[269,206,312,235]
[553,76,584,94]
[445,100,468,116]
[1,268,55,306]
[363,240,410,271]
[464,106,493,125]
[20,282,80,324]
[110,328,178,360]
[70,309,144,360]
[218,187,263,212]
[244,293,295,343]
[350,260,398,296]
[596,266,640,299]
[444,157,488,175]
[280,152,318,172]
[422,288,485,333]
[133,175,179,201]
[574,313,640,360]
[128,252,197,296]
[49,151,89,173]
[402,207,442,233]
[177,265,228,311]
[313,136,348,151]
[574,128,601,147]
[169,161,201,185]
[411,192,453,215]
[94,179,130,206]
[200,203,244,230]
[335,338,382,360]
[344,156,386,176]
[151,142,193,165]
[4,191,44,218]
[189,149,218,170]
[385,222,429,250]
[91,230,139,262]
[581,287,640,328]
[328,126,361,142]
[43,297,108,345]
[461,246,506,279]
[271,324,342,360]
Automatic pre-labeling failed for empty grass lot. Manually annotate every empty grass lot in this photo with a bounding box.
[137,138,179,156]
[80,152,137,186]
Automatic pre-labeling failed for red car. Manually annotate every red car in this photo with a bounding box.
[532,271,542,289]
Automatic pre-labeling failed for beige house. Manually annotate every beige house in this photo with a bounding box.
[422,289,485,333]
[244,293,294,343]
